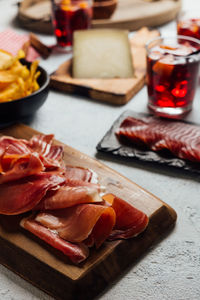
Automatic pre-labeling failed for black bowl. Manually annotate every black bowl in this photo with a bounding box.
[0,60,49,125]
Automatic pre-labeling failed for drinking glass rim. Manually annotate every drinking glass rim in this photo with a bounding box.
[177,10,200,19]
[145,35,200,56]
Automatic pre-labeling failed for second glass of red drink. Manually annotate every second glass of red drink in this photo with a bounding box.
[177,11,200,41]
[51,0,93,49]
[146,36,200,119]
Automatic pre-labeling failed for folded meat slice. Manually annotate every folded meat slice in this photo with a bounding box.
[0,136,29,158]
[21,216,89,264]
[0,172,65,215]
[35,184,103,210]
[102,194,149,240]
[0,136,44,183]
[0,153,44,184]
[28,134,64,169]
[35,203,116,248]
[65,166,98,183]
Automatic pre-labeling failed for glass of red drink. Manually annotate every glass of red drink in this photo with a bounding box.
[146,36,200,118]
[177,11,200,41]
[51,0,93,49]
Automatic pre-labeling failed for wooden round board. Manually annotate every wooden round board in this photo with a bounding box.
[18,0,181,34]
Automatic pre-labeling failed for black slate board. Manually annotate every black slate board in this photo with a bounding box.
[96,110,200,174]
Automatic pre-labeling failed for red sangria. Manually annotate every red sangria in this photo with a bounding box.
[146,36,200,118]
[177,11,200,41]
[51,0,92,48]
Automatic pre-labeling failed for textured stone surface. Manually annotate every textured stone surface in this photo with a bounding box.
[0,0,200,299]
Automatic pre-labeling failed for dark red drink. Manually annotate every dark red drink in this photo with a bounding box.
[146,37,200,118]
[177,18,200,40]
[177,11,200,41]
[52,0,92,48]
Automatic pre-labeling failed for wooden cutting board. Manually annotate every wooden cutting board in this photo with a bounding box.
[18,0,181,34]
[92,0,181,30]
[0,124,176,300]
[50,27,160,105]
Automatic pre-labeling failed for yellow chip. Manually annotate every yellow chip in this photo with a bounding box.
[10,62,30,80]
[30,60,39,80]
[0,71,17,82]
[0,50,16,70]
[0,82,19,102]
[0,70,18,90]
[0,49,40,102]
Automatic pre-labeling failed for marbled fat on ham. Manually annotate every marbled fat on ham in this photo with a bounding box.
[0,136,29,158]
[28,134,64,169]
[116,116,200,162]
[65,166,97,183]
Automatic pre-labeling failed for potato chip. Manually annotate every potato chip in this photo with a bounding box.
[0,82,19,102]
[0,49,40,102]
[0,50,15,70]
[0,71,17,90]
[0,72,17,83]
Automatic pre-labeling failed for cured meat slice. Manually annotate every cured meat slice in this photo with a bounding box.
[28,134,54,155]
[35,184,103,210]
[21,216,89,264]
[0,136,29,157]
[65,166,98,183]
[116,116,200,162]
[0,136,44,183]
[64,178,102,191]
[84,205,116,248]
[0,153,44,184]
[0,172,65,215]
[28,134,64,169]
[35,204,116,248]
[102,194,149,240]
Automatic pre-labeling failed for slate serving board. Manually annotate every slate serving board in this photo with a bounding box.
[0,123,176,300]
[96,110,200,175]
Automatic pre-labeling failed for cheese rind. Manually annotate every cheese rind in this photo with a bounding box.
[72,29,134,79]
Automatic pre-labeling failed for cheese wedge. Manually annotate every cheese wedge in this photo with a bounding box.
[72,29,134,79]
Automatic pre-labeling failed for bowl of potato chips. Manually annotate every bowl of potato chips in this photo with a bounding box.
[0,49,49,123]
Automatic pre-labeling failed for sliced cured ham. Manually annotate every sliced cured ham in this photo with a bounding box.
[65,166,98,183]
[0,136,29,158]
[34,203,116,248]
[0,133,150,265]
[28,134,54,156]
[28,134,64,169]
[35,184,103,210]
[64,178,102,191]
[0,153,44,184]
[0,172,65,215]
[102,194,149,240]
[21,216,89,264]
[84,205,116,248]
[116,116,200,162]
[0,136,44,183]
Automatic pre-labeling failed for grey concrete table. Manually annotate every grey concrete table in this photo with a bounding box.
[0,0,200,299]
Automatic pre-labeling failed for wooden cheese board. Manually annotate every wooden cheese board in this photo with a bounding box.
[0,123,177,299]
[50,27,160,105]
[17,0,182,34]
